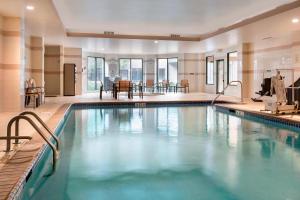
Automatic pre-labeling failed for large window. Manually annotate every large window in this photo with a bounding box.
[168,58,178,83]
[87,57,104,92]
[131,59,143,83]
[227,52,238,85]
[157,59,168,82]
[119,58,143,83]
[119,59,131,80]
[206,56,214,85]
[157,58,178,83]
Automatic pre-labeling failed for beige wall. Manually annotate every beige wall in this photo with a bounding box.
[0,15,3,111]
[201,33,300,101]
[250,40,300,96]
[182,53,205,92]
[44,46,82,96]
[0,16,24,111]
[44,45,62,96]
[30,36,44,87]
[204,45,243,97]
[24,36,31,81]
[202,44,258,100]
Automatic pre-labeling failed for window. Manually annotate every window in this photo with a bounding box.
[87,57,104,92]
[119,58,143,83]
[206,56,214,85]
[157,59,168,82]
[157,58,178,83]
[131,59,143,84]
[227,52,238,85]
[119,59,131,80]
[168,58,178,83]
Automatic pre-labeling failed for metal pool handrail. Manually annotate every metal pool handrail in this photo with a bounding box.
[0,115,59,171]
[212,81,243,104]
[18,111,60,151]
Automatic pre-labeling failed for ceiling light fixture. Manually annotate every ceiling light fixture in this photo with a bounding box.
[292,18,299,24]
[154,40,158,44]
[26,5,35,10]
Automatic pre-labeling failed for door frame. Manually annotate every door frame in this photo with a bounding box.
[119,58,144,83]
[216,59,225,94]
[64,63,76,96]
[156,57,178,83]
[87,56,105,92]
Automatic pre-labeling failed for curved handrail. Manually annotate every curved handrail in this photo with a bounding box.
[212,81,243,104]
[5,115,58,171]
[18,111,60,151]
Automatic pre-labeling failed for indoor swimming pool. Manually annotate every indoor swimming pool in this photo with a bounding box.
[21,105,300,200]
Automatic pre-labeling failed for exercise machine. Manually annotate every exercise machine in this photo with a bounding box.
[261,69,299,114]
[251,77,271,102]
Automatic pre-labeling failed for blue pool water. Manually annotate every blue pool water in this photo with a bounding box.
[21,106,300,200]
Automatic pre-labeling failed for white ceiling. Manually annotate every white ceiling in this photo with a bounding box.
[62,6,300,54]
[0,0,299,54]
[0,0,24,17]
[0,0,65,44]
[53,0,295,35]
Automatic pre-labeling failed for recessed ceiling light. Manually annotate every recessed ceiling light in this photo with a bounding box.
[154,40,158,44]
[292,18,299,24]
[26,5,35,10]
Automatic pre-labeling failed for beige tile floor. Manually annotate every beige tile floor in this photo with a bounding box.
[0,103,62,164]
[216,101,300,122]
[0,104,70,200]
[45,92,242,103]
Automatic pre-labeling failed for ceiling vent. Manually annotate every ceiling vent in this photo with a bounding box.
[262,36,273,40]
[170,34,180,38]
[104,31,115,35]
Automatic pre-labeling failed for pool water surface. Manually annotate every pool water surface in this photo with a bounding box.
[21,106,300,200]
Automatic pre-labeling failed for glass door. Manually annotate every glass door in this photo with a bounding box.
[157,58,178,83]
[227,52,238,85]
[157,58,168,83]
[87,57,104,92]
[119,59,131,80]
[216,59,225,94]
[168,58,178,84]
[131,59,143,84]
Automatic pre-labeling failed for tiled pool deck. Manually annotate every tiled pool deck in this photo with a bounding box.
[1,92,300,200]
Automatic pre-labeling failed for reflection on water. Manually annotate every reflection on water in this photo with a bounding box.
[257,138,275,158]
[22,106,300,200]
[82,106,300,156]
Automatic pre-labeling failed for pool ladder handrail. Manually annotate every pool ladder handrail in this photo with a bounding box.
[211,81,243,105]
[18,111,60,151]
[0,113,59,171]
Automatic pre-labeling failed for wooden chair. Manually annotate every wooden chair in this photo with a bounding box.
[158,80,169,93]
[114,80,133,99]
[144,79,155,93]
[169,82,177,93]
[176,79,189,93]
[25,79,39,108]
